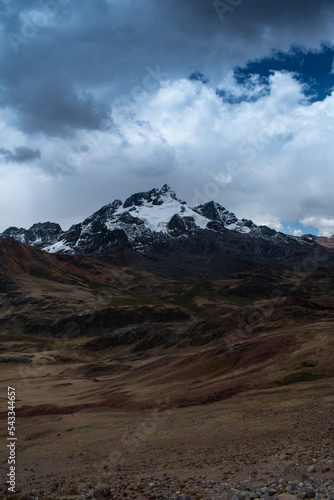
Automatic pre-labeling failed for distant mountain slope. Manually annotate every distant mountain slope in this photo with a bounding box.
[317,235,334,249]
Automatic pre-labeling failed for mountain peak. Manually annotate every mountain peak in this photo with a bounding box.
[123,185,178,209]
[160,183,175,196]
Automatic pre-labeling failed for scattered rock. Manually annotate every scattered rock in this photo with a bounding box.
[302,486,315,498]
[13,468,334,499]
[93,484,112,498]
[238,491,250,500]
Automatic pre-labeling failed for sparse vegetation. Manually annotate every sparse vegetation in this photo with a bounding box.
[1,240,334,497]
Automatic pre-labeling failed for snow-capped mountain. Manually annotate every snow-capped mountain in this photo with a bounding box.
[1,185,259,254]
[0,185,327,278]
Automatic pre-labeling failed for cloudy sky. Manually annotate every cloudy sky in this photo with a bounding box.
[1,0,334,236]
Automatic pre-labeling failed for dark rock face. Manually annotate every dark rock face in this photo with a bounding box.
[167,214,188,236]
[194,201,256,230]
[195,201,235,224]
[123,184,177,208]
[62,224,130,255]
[1,185,332,278]
[206,220,226,232]
[82,199,122,225]
[1,222,63,248]
[117,213,145,225]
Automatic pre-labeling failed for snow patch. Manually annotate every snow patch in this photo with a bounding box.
[108,192,209,233]
[43,240,72,253]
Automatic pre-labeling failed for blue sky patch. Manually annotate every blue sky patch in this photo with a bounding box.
[234,45,334,103]
[283,220,318,236]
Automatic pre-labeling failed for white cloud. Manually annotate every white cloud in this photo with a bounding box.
[108,72,334,224]
[253,216,284,232]
[1,71,334,233]
[301,216,334,237]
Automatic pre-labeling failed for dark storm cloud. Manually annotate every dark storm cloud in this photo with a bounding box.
[0,0,333,139]
[6,81,111,137]
[0,146,41,163]
[0,0,334,235]
[0,1,113,137]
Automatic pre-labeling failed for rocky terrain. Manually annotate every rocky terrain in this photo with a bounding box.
[0,191,333,498]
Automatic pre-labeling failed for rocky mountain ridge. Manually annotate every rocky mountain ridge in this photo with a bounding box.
[1,185,330,278]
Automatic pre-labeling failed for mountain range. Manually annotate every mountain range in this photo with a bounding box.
[1,185,331,279]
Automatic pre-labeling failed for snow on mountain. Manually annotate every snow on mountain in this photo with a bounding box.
[106,186,209,234]
[41,184,259,254]
[43,240,73,254]
[0,185,321,267]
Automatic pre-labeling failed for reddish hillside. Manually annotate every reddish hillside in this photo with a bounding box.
[317,236,334,249]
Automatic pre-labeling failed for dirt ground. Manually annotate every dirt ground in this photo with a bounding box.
[0,369,333,498]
